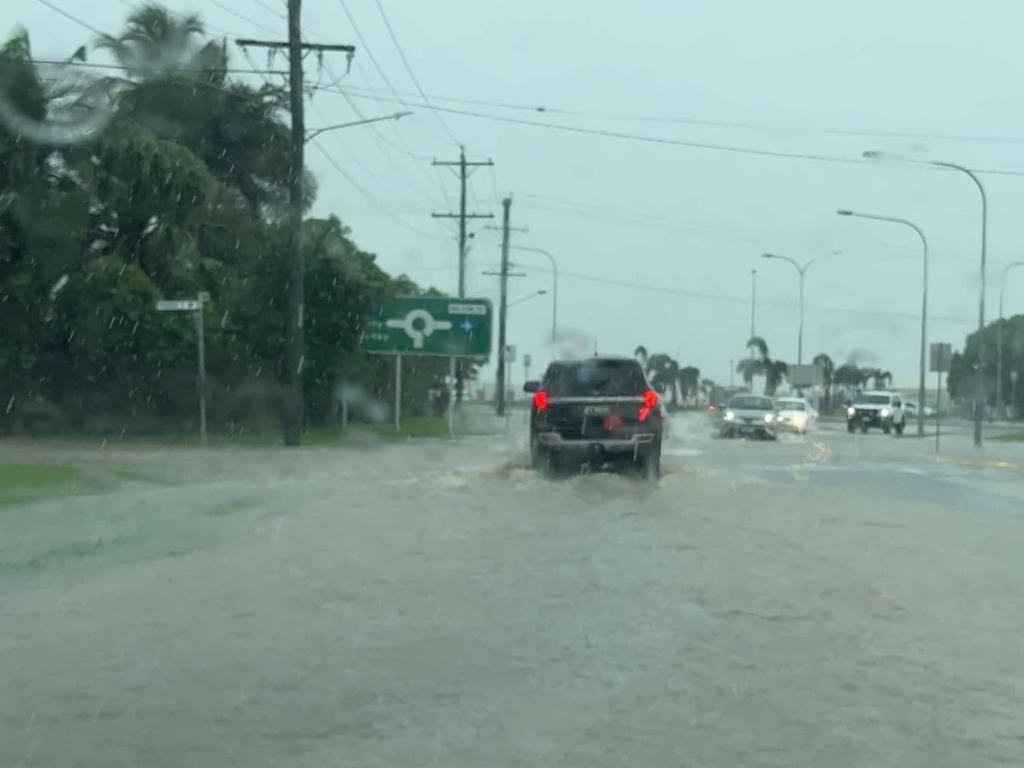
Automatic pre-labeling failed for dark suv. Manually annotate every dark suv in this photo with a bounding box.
[523,357,664,478]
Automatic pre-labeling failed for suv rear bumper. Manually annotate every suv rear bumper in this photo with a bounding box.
[536,432,658,455]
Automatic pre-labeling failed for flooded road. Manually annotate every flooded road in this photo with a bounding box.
[2,415,1023,767]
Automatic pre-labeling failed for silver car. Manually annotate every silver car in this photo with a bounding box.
[720,394,777,439]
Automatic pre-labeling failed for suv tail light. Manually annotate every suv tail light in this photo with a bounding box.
[533,391,549,410]
[638,389,659,422]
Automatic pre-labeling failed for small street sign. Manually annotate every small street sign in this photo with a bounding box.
[156,299,200,311]
[361,297,492,358]
[930,342,952,373]
[505,345,517,363]
[523,354,532,368]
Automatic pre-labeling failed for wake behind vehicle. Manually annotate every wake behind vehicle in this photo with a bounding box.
[847,391,907,434]
[524,357,664,478]
[720,394,777,439]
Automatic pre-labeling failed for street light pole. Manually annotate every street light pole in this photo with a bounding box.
[750,269,757,340]
[997,261,1024,417]
[864,151,988,446]
[304,111,412,141]
[761,252,821,366]
[837,209,929,437]
[510,246,558,344]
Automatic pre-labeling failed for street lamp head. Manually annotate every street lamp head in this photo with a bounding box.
[836,209,853,216]
[761,252,777,260]
[862,150,886,159]
[536,290,548,296]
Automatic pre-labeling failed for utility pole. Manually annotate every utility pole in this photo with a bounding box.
[432,148,494,402]
[495,197,512,417]
[237,11,355,447]
[750,268,757,340]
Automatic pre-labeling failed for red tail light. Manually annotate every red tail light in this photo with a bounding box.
[638,389,659,422]
[533,391,549,410]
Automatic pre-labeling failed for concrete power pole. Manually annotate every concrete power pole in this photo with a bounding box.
[237,9,355,446]
[495,197,512,417]
[432,148,493,402]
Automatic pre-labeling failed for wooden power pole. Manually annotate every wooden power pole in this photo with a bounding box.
[495,197,512,417]
[237,4,354,446]
[432,147,493,402]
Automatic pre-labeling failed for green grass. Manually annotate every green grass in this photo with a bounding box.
[0,417,451,449]
[990,432,1024,443]
[0,464,81,507]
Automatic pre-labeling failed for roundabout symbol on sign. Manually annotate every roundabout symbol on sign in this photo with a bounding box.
[385,308,453,349]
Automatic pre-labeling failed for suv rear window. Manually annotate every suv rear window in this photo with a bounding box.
[543,359,648,397]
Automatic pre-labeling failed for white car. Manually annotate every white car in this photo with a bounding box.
[773,397,818,434]
[904,399,936,417]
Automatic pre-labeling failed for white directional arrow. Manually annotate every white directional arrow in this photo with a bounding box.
[385,308,452,349]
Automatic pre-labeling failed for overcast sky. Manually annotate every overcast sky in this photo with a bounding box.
[17,0,1024,387]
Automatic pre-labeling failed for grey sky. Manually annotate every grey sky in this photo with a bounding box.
[18,0,1024,387]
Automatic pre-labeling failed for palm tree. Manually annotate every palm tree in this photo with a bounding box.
[747,335,769,361]
[97,4,304,215]
[871,369,893,389]
[96,4,222,79]
[813,352,835,411]
[678,366,700,403]
[646,353,679,406]
[765,360,788,396]
[736,357,763,388]
[737,336,786,394]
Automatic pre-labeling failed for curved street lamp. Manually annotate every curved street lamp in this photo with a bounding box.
[864,150,987,446]
[837,209,929,436]
[510,246,558,343]
[760,252,825,366]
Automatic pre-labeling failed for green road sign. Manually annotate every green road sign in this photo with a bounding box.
[361,296,493,358]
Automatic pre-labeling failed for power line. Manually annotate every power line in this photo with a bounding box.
[33,0,105,36]
[26,58,289,77]
[325,82,1024,148]
[369,0,459,146]
[205,0,282,36]
[249,0,286,21]
[319,87,1024,177]
[310,138,447,241]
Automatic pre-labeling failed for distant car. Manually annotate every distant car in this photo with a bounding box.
[903,399,937,417]
[524,356,665,478]
[720,394,777,439]
[773,397,818,434]
[847,391,907,435]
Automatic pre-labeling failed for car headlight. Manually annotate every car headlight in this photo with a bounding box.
[847,406,856,417]
[724,410,735,421]
[880,408,891,418]
[764,413,774,423]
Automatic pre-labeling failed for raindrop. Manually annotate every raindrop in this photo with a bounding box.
[5,395,14,414]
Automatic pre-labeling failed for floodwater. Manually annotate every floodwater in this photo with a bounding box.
[1,414,1023,767]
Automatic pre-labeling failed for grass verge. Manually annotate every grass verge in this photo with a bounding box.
[0,464,81,507]
[990,432,1024,443]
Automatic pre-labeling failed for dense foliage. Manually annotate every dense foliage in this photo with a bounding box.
[948,314,1024,415]
[0,10,451,436]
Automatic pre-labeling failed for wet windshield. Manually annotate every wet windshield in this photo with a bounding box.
[4,3,1024,767]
